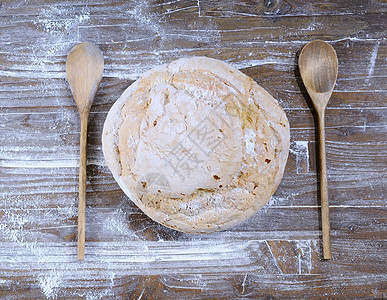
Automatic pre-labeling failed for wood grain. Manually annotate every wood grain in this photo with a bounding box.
[0,0,386,298]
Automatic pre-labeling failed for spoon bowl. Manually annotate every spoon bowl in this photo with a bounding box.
[299,40,338,110]
[66,42,104,114]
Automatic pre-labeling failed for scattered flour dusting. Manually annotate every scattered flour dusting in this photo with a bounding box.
[100,0,221,79]
[33,6,90,35]
[265,240,283,274]
[103,208,132,236]
[126,3,163,37]
[367,41,380,83]
[29,5,91,79]
[289,141,310,174]
[296,240,313,275]
[38,270,63,299]
[266,195,288,207]
[231,58,292,71]
[302,21,322,32]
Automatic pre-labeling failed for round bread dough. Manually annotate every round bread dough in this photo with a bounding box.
[102,56,290,233]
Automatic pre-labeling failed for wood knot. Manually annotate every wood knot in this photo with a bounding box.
[348,225,359,232]
[264,0,278,8]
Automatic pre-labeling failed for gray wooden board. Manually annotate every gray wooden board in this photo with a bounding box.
[0,0,386,298]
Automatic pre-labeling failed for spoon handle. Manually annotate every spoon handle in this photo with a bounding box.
[318,110,332,259]
[77,113,89,260]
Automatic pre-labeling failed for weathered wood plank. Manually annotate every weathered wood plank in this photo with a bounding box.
[1,192,386,243]
[1,108,386,148]
[1,41,385,110]
[1,273,386,299]
[0,238,385,298]
[1,103,386,208]
[0,0,386,298]
[0,238,385,274]
[2,0,387,16]
[1,135,386,208]
[0,164,386,208]
[1,107,386,209]
[75,14,387,44]
[200,0,387,16]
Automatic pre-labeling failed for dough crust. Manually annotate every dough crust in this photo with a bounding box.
[102,56,290,233]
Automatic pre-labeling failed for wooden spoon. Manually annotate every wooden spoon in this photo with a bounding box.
[66,42,104,260]
[298,40,338,260]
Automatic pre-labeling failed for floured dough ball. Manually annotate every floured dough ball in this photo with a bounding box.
[102,56,290,233]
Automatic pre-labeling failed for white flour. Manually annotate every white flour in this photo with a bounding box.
[38,270,64,299]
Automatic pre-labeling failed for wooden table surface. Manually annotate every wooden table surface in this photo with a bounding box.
[1,0,386,298]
